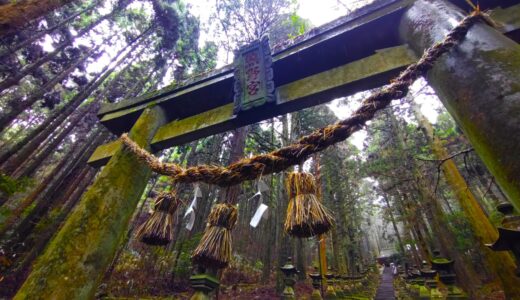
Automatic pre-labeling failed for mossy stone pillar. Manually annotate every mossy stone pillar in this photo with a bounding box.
[400,0,520,209]
[15,106,167,299]
[324,273,337,300]
[190,274,220,300]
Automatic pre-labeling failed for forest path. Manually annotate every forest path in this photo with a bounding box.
[374,266,395,300]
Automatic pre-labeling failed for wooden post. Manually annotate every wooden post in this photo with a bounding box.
[319,235,328,292]
[314,155,328,292]
[401,0,520,210]
[14,106,167,300]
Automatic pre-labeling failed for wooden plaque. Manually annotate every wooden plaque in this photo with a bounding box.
[233,36,274,114]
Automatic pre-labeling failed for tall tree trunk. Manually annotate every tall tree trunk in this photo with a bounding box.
[388,110,485,293]
[261,171,276,283]
[4,129,105,250]
[0,0,129,93]
[12,104,99,178]
[0,44,100,131]
[0,139,81,235]
[0,28,151,176]
[413,103,520,297]
[0,1,99,58]
[217,126,248,203]
[382,194,405,255]
[1,167,97,298]
[13,72,165,300]
[401,0,520,212]
[392,193,425,265]
[414,173,484,293]
[0,0,76,37]
[0,32,148,166]
[403,228,422,267]
[276,114,291,292]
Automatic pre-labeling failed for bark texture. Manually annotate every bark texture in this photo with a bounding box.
[401,0,520,210]
[0,0,75,37]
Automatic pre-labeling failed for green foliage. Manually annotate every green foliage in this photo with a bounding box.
[213,0,308,53]
[73,10,97,30]
[489,209,504,227]
[434,112,459,139]
[221,255,262,285]
[33,206,62,234]
[172,232,203,279]
[254,259,264,270]
[444,210,477,252]
[288,13,310,38]
[193,41,218,75]
[0,173,32,196]
[151,0,182,51]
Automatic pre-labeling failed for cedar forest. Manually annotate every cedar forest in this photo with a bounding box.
[0,0,519,299]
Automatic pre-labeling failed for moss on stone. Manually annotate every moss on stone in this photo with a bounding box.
[277,45,416,103]
[153,103,234,144]
[15,107,166,300]
[431,258,451,264]
[87,140,122,165]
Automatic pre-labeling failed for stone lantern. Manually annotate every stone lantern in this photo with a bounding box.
[324,271,337,299]
[309,268,323,300]
[419,261,437,300]
[189,267,220,300]
[280,257,299,300]
[431,253,467,299]
[333,273,345,298]
[486,202,520,276]
[340,274,352,296]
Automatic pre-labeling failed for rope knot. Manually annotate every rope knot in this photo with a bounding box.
[207,203,238,230]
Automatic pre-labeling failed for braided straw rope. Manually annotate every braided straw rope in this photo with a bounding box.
[121,11,485,187]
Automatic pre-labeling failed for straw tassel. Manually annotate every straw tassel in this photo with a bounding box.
[284,172,334,238]
[191,203,238,269]
[136,191,180,246]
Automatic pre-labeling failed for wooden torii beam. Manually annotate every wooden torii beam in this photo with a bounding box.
[15,0,520,299]
[88,0,416,167]
[88,0,520,167]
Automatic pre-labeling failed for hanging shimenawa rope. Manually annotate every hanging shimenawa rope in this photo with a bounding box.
[284,172,335,238]
[191,203,238,268]
[136,191,180,245]
[121,10,487,187]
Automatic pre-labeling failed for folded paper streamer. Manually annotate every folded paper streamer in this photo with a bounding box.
[258,179,269,193]
[249,179,270,227]
[184,184,202,230]
[250,203,268,228]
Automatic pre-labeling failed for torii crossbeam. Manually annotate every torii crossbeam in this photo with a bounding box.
[88,0,520,167]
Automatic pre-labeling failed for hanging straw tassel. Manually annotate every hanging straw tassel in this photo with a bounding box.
[136,191,180,246]
[192,203,238,269]
[284,172,335,238]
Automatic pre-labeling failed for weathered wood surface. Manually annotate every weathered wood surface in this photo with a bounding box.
[89,0,519,167]
[89,45,417,166]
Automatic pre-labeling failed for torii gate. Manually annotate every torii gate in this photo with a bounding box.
[14,0,520,299]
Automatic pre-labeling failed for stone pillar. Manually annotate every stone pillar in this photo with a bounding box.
[309,270,323,300]
[324,272,337,300]
[280,257,298,300]
[190,273,220,300]
[400,0,520,209]
[15,106,167,299]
